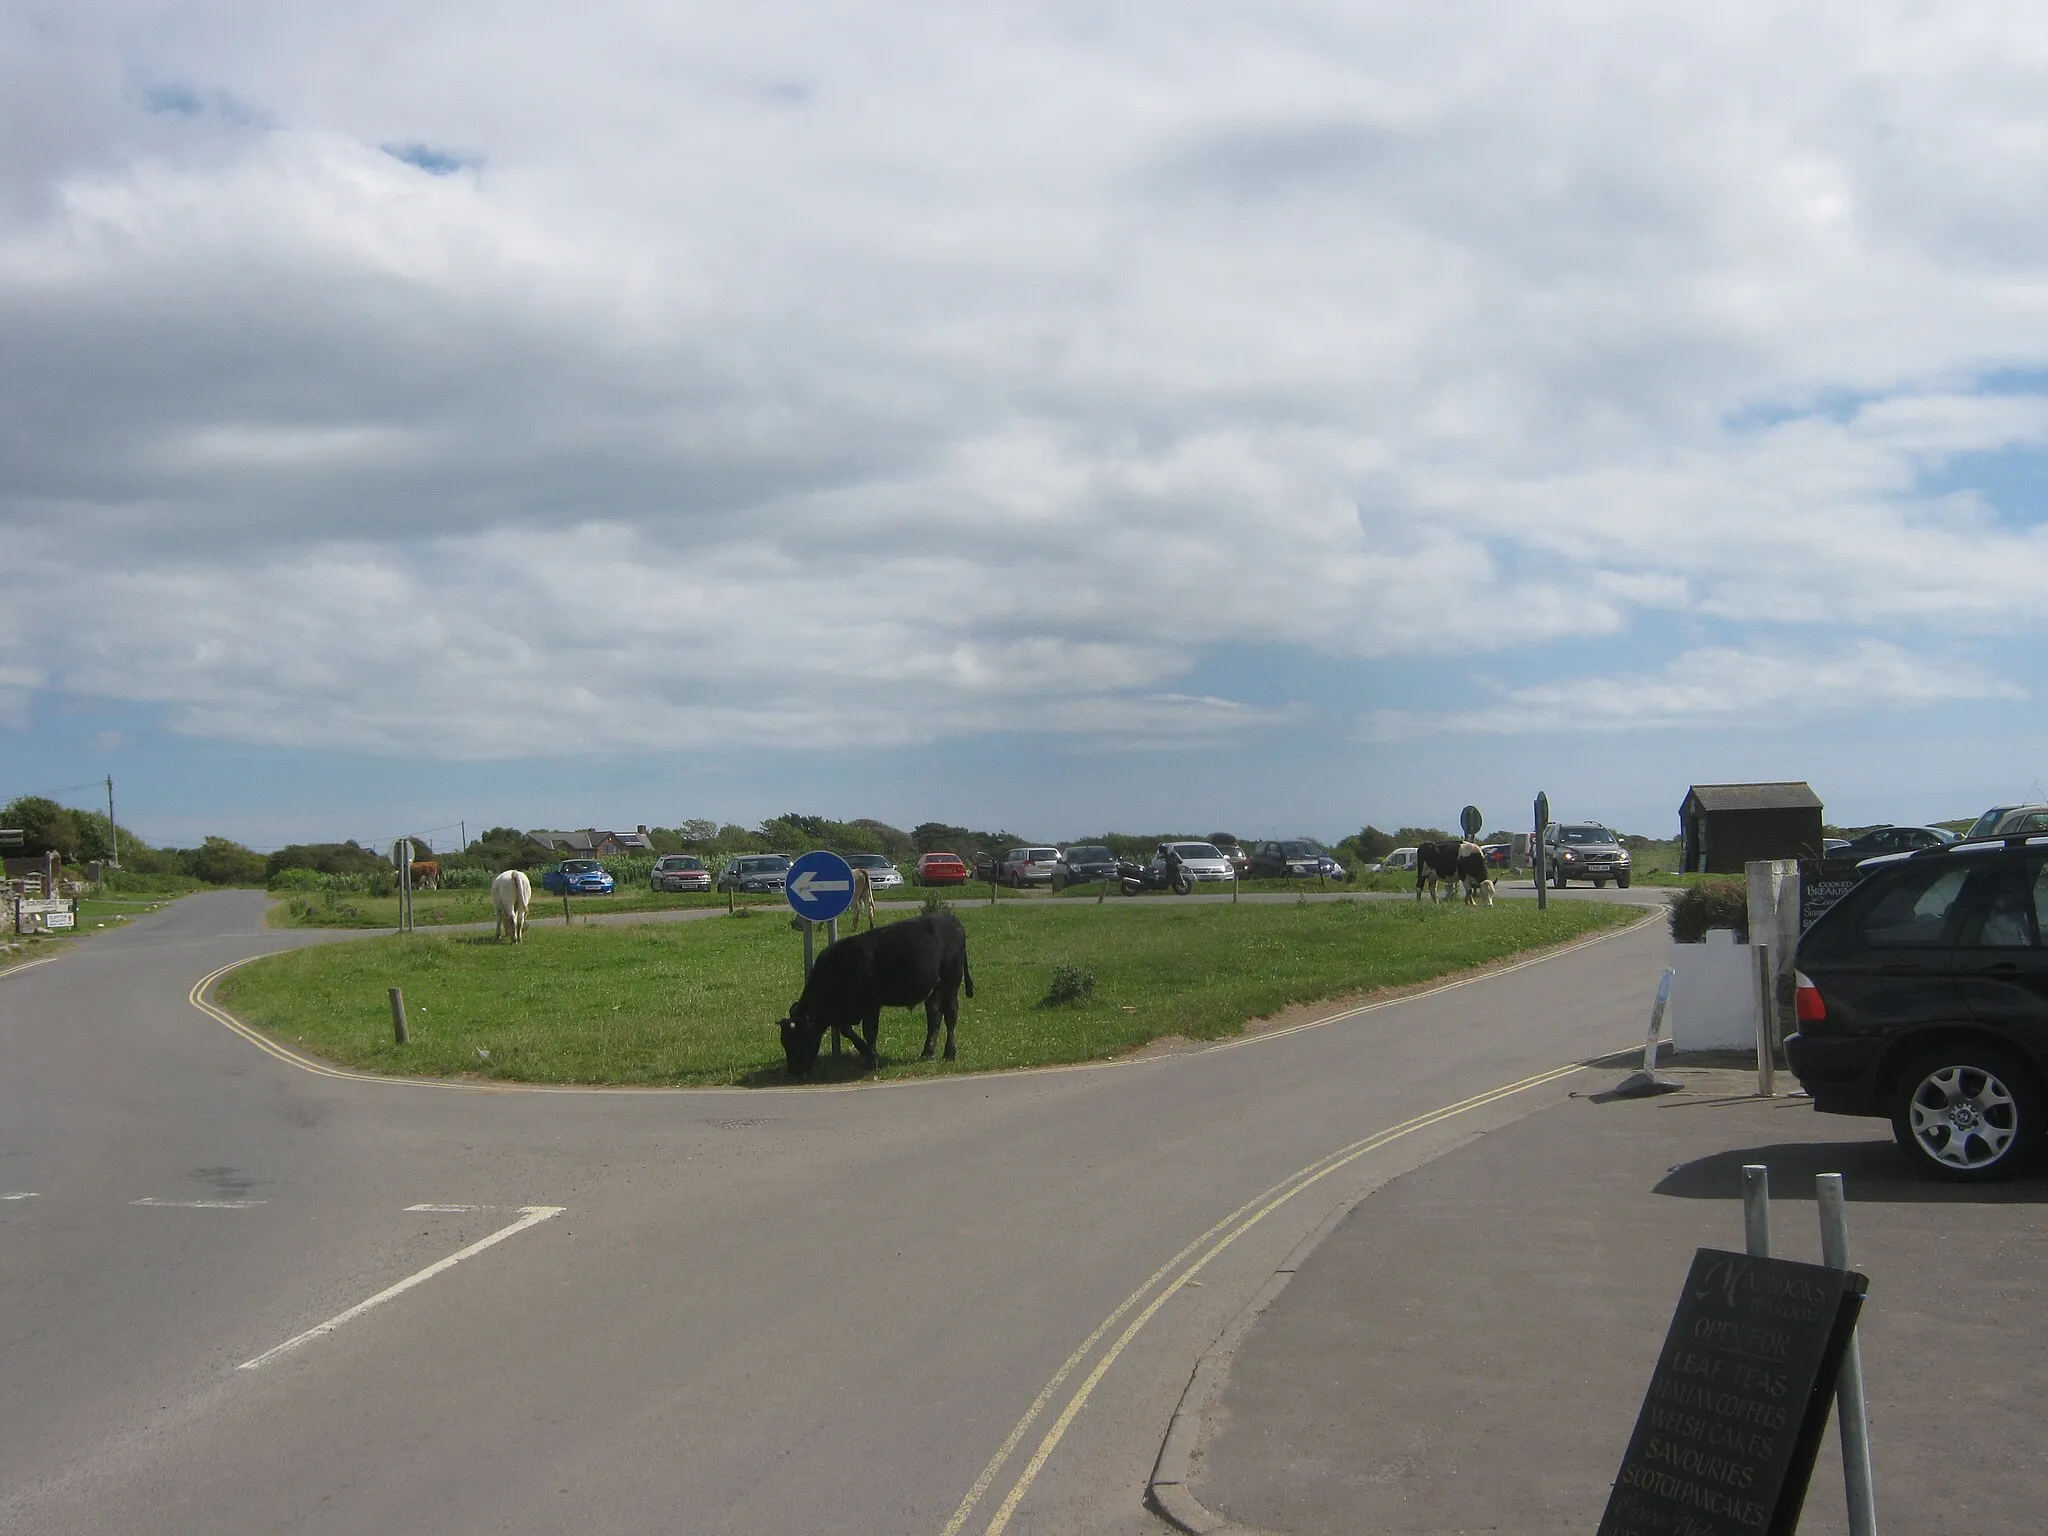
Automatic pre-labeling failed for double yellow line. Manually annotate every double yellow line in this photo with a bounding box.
[940,1053,1619,1535]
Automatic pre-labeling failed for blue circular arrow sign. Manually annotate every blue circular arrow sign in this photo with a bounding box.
[784,849,856,923]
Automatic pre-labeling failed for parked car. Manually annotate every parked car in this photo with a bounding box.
[998,847,1062,886]
[1053,845,1120,889]
[914,852,970,886]
[1540,822,1632,888]
[842,852,904,891]
[649,854,712,893]
[1967,804,2048,838]
[1788,835,2048,1181]
[1381,846,1419,873]
[1836,825,1958,860]
[540,858,616,896]
[1212,841,1252,876]
[1824,838,1853,855]
[715,855,791,893]
[971,850,1002,884]
[1481,843,1510,869]
[1248,840,1327,879]
[1120,841,1237,894]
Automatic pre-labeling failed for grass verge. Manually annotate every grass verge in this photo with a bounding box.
[218,898,1642,1086]
[265,886,786,929]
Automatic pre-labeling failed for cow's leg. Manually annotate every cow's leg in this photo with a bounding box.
[921,994,942,1059]
[857,1006,882,1070]
[941,986,959,1060]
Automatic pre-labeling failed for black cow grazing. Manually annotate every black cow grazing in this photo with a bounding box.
[1416,840,1492,905]
[777,912,974,1079]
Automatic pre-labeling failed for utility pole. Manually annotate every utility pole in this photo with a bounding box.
[107,775,119,870]
[461,820,467,855]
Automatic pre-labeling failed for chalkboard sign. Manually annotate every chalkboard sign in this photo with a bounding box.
[1798,857,1867,931]
[1599,1248,1866,1536]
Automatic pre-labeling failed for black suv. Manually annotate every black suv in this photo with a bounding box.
[1788,836,2048,1181]
[1540,822,1631,888]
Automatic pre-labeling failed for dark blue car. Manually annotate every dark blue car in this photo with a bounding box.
[540,858,616,896]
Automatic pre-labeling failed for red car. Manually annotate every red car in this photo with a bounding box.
[915,852,971,886]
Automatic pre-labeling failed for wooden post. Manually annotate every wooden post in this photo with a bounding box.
[562,888,572,926]
[388,987,409,1045]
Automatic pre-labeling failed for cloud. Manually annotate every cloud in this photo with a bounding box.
[4,4,2048,761]
[1365,640,2027,739]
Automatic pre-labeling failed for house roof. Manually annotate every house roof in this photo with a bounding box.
[1682,782,1823,814]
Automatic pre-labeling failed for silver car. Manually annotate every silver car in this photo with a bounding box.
[1151,841,1237,887]
[843,852,904,890]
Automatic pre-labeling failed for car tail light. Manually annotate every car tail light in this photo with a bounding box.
[1794,971,1826,1024]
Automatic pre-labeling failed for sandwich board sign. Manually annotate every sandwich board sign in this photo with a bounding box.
[785,850,855,924]
[1598,1247,1867,1536]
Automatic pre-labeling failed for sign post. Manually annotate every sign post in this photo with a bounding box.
[1533,791,1549,910]
[1599,1246,1867,1536]
[1460,804,1483,840]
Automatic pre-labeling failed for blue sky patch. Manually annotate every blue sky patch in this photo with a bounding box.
[382,143,474,176]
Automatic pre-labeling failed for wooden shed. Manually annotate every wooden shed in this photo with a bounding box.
[1680,782,1825,874]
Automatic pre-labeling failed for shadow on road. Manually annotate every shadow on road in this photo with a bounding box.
[1654,1139,2048,1204]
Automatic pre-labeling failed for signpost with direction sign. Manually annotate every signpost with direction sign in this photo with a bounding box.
[1461,804,1483,840]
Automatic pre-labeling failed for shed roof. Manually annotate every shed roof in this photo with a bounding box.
[1682,782,1823,813]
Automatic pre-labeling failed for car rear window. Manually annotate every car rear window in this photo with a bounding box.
[1858,865,1970,947]
[1064,847,1112,861]
[1027,848,1058,860]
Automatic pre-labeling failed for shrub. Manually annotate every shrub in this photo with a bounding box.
[920,891,953,916]
[439,867,496,889]
[1040,965,1096,1007]
[1668,880,1749,943]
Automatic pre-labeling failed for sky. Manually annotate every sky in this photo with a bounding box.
[5,1,2048,852]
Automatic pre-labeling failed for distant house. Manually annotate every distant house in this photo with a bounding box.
[1679,783,1825,874]
[529,828,656,859]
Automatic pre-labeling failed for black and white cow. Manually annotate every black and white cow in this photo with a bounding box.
[777,912,974,1078]
[1415,841,1494,906]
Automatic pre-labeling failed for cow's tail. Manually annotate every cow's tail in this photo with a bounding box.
[963,948,975,1000]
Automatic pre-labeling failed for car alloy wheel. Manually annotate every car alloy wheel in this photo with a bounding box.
[1891,1047,2040,1182]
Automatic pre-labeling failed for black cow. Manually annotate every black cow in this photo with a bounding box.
[1415,840,1491,905]
[777,912,974,1078]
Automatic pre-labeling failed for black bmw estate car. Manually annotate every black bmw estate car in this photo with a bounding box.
[1788,835,2048,1182]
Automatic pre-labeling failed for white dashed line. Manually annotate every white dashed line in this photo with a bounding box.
[238,1205,566,1372]
[3,1192,40,1201]
[405,1203,491,1213]
[131,1198,266,1209]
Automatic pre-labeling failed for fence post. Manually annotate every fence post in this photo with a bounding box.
[388,987,409,1046]
[1817,1174,1879,1536]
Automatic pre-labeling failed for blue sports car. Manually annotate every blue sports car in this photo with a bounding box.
[539,858,616,895]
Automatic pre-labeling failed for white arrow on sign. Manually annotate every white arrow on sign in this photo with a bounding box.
[791,870,851,901]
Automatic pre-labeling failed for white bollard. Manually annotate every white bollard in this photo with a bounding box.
[1609,968,1680,1096]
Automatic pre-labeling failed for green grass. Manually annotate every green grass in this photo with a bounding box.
[265,885,786,929]
[218,898,1642,1086]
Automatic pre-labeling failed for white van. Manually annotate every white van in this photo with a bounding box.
[1381,846,1419,872]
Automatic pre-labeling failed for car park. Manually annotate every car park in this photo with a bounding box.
[540,858,617,895]
[914,852,970,886]
[716,855,791,893]
[843,852,904,891]
[1788,834,2048,1181]
[649,854,712,892]
[998,847,1062,886]
[1836,825,1958,860]
[1540,822,1631,888]
[1053,845,1120,889]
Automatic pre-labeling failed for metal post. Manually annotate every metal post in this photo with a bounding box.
[1741,1164,1770,1257]
[826,917,837,948]
[1610,968,1680,1095]
[388,987,409,1045]
[1754,943,1778,1096]
[106,775,119,871]
[802,918,814,977]
[1534,791,1549,911]
[1817,1173,1879,1536]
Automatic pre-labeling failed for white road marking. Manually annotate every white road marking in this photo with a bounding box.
[132,1197,265,1209]
[405,1203,490,1212]
[3,1192,41,1200]
[237,1205,566,1372]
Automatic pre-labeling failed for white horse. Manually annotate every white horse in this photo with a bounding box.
[492,869,532,943]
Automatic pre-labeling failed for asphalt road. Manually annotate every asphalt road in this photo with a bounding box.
[1,889,1672,1535]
